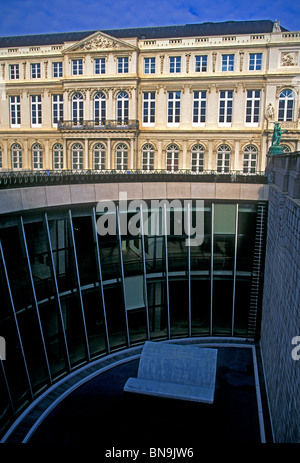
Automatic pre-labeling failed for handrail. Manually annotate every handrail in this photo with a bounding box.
[57,119,139,130]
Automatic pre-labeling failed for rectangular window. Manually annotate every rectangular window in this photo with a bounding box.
[219,90,233,124]
[143,92,155,125]
[53,146,63,169]
[118,57,129,73]
[249,53,262,71]
[10,95,21,126]
[169,56,181,73]
[167,91,181,124]
[31,63,41,78]
[52,94,64,125]
[95,58,105,74]
[144,57,155,74]
[195,55,207,72]
[72,59,83,75]
[53,62,63,77]
[9,64,19,80]
[222,54,234,71]
[31,95,42,126]
[245,90,261,125]
[193,91,206,124]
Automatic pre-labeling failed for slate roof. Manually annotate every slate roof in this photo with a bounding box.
[0,20,288,48]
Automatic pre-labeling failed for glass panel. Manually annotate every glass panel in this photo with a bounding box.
[148,281,168,340]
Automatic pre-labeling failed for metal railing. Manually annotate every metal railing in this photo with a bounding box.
[0,168,267,189]
[57,119,139,131]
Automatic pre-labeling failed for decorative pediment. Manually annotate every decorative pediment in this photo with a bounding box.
[64,31,137,53]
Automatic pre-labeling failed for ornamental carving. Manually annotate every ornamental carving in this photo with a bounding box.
[78,35,123,51]
[281,52,296,66]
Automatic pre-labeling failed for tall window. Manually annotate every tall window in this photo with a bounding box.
[31,63,41,78]
[52,94,63,125]
[245,90,261,125]
[116,143,128,170]
[118,57,129,73]
[32,143,43,169]
[93,143,106,170]
[116,91,129,124]
[9,64,19,80]
[167,91,181,125]
[278,89,294,121]
[142,143,155,171]
[166,144,179,172]
[169,56,181,73]
[53,143,64,169]
[191,144,205,173]
[193,91,206,125]
[11,143,22,169]
[144,57,155,74]
[143,92,155,125]
[243,145,257,174]
[72,143,83,170]
[10,95,21,126]
[72,59,83,75]
[53,62,63,77]
[72,92,84,124]
[195,55,207,72]
[31,95,42,126]
[94,92,106,124]
[94,58,105,74]
[249,53,262,71]
[217,144,231,173]
[219,90,233,125]
[222,54,234,71]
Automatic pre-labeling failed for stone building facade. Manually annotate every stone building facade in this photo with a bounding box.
[0,19,299,174]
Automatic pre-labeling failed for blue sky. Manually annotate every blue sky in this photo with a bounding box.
[0,0,299,36]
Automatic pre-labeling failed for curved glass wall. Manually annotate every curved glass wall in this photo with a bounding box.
[0,199,267,437]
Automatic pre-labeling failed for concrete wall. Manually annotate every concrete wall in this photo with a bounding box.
[260,183,300,442]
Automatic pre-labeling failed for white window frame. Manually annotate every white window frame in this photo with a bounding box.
[117,57,129,73]
[243,145,258,174]
[192,91,206,126]
[144,57,156,74]
[116,143,128,171]
[217,144,231,173]
[249,53,262,71]
[94,58,105,74]
[52,94,63,126]
[142,92,155,126]
[72,92,84,124]
[10,95,21,127]
[219,90,233,126]
[222,54,234,71]
[245,90,261,126]
[166,144,179,172]
[278,89,295,122]
[9,64,19,80]
[195,55,207,72]
[116,92,129,124]
[93,143,106,170]
[142,143,155,171]
[167,91,181,127]
[31,63,41,78]
[72,143,83,170]
[32,143,43,170]
[72,59,83,76]
[52,62,63,78]
[11,143,22,170]
[191,144,205,173]
[53,143,64,170]
[169,56,181,73]
[31,95,42,127]
[94,92,106,125]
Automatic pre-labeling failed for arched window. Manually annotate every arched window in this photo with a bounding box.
[166,144,179,172]
[191,144,205,173]
[142,143,155,171]
[94,92,106,125]
[281,144,292,153]
[32,143,43,169]
[72,142,83,170]
[72,92,84,124]
[278,89,294,121]
[116,143,128,170]
[11,143,22,169]
[116,92,129,124]
[93,143,106,170]
[53,143,64,170]
[217,144,231,173]
[243,145,257,174]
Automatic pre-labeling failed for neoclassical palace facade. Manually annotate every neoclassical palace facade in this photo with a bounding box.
[0,19,299,174]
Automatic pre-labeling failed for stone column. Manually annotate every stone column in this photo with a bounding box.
[234,140,240,171]
[84,138,89,169]
[107,138,111,169]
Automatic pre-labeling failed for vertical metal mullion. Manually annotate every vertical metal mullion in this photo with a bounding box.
[44,212,71,372]
[68,209,90,361]
[91,207,110,354]
[210,203,214,336]
[232,204,239,336]
[163,203,170,338]
[0,358,15,417]
[0,240,33,399]
[187,202,192,338]
[140,204,150,340]
[116,206,130,347]
[20,216,52,385]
